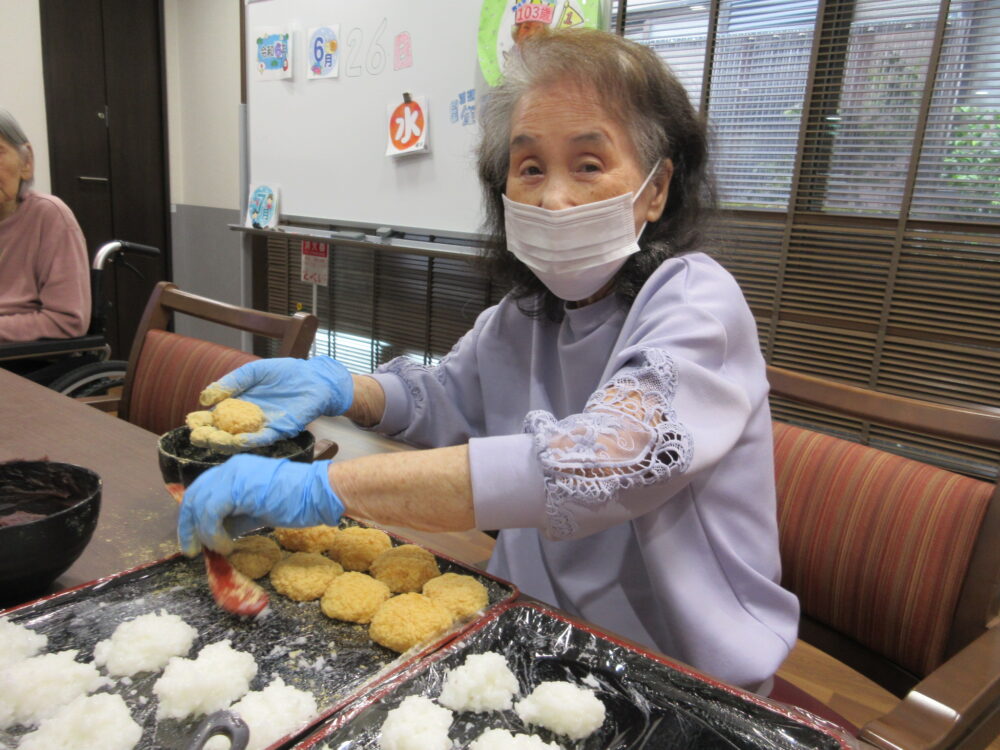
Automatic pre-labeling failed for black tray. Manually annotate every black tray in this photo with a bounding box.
[295,602,853,750]
[0,521,516,750]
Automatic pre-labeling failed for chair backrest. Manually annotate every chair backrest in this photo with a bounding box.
[767,365,1000,696]
[117,281,318,435]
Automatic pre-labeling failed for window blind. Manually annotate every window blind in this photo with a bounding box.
[625,0,999,477]
[263,234,504,373]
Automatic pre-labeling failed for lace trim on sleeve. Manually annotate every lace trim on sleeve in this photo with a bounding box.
[376,333,467,411]
[523,348,693,539]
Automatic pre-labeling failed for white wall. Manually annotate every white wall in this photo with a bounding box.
[164,0,242,211]
[1,0,241,209]
[0,0,51,194]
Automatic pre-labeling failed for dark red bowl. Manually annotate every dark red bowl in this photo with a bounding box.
[0,460,101,605]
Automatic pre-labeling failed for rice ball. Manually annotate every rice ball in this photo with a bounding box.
[153,640,257,720]
[369,544,440,593]
[212,398,265,434]
[228,534,283,579]
[0,618,47,669]
[17,693,142,750]
[273,525,340,553]
[92,611,197,677]
[469,728,562,749]
[515,681,605,741]
[437,652,518,713]
[270,551,344,601]
[320,571,391,624]
[369,593,454,653]
[204,676,318,750]
[0,650,109,729]
[327,525,392,571]
[379,695,453,750]
[423,573,489,620]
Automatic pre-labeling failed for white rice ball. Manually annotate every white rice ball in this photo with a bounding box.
[93,611,198,677]
[0,650,109,729]
[379,695,453,750]
[17,693,142,750]
[0,618,47,669]
[469,728,562,749]
[153,640,257,720]
[204,676,318,750]
[437,652,519,713]
[515,681,605,741]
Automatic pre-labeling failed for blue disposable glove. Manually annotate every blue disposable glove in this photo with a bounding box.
[198,357,354,450]
[177,455,343,556]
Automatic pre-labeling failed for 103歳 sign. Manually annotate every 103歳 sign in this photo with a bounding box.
[301,240,329,286]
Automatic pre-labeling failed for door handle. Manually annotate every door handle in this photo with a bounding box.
[78,176,110,183]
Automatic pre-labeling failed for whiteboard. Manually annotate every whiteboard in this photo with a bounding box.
[245,0,488,237]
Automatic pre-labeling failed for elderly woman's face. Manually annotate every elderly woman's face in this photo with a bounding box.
[505,79,669,231]
[0,137,31,208]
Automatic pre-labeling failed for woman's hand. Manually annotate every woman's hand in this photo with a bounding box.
[177,456,343,556]
[199,357,354,450]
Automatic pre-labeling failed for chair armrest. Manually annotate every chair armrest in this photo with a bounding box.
[78,395,121,413]
[860,623,1000,750]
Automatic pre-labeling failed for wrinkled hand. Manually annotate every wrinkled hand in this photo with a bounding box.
[198,357,354,451]
[177,455,343,556]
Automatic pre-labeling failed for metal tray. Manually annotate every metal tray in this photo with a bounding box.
[295,602,853,750]
[0,520,516,750]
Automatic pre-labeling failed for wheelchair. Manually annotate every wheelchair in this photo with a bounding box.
[0,240,160,397]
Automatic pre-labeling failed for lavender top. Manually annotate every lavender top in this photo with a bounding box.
[369,252,799,689]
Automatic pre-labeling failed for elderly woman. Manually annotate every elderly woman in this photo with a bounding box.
[178,29,799,691]
[0,109,90,344]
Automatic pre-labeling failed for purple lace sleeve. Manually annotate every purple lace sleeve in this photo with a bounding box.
[523,348,693,539]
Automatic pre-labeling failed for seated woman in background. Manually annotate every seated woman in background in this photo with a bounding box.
[0,108,90,346]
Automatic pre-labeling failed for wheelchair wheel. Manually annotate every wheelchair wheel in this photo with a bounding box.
[47,360,129,398]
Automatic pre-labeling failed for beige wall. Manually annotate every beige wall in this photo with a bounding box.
[164,0,242,211]
[0,0,241,210]
[0,0,51,194]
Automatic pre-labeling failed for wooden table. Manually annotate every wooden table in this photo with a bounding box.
[0,369,495,604]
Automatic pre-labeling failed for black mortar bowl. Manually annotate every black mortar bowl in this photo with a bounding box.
[157,426,316,488]
[0,460,102,605]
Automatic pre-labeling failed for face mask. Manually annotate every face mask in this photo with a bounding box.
[503,164,659,302]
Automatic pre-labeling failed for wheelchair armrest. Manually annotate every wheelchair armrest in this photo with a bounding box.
[0,335,108,362]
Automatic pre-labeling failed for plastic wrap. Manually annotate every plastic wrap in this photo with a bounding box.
[0,523,515,750]
[297,602,858,750]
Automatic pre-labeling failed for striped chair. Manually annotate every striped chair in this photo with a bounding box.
[767,365,1000,750]
[113,281,318,435]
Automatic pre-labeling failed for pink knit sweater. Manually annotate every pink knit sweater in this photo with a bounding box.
[0,191,90,342]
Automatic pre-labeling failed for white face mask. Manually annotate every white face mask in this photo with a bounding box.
[503,164,659,302]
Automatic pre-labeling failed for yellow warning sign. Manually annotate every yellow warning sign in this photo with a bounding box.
[559,3,584,27]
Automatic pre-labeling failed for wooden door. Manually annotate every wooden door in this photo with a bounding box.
[39,0,170,359]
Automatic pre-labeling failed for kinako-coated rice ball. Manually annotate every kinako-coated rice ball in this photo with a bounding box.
[269,552,343,602]
[369,544,441,593]
[273,525,340,553]
[227,535,283,579]
[422,573,489,620]
[211,398,265,435]
[368,593,454,653]
[320,572,391,624]
[327,526,392,571]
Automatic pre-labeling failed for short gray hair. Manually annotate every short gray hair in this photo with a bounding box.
[0,108,34,198]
